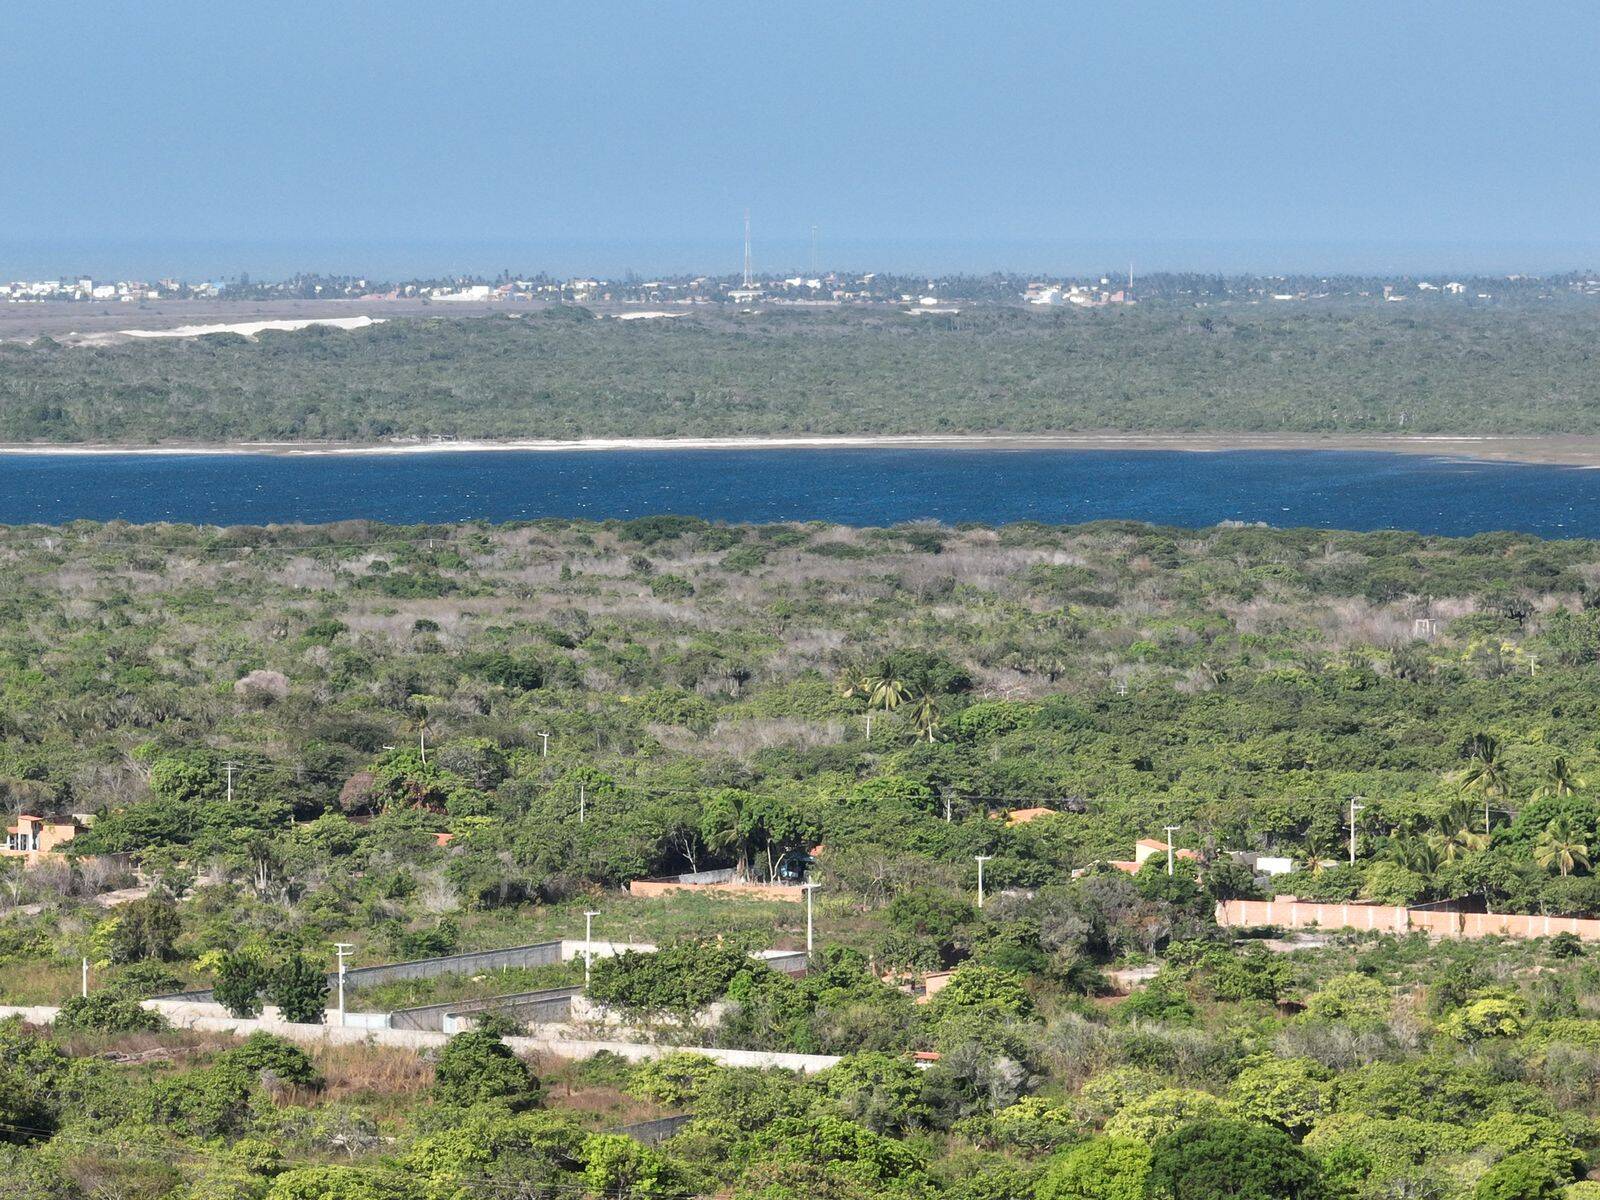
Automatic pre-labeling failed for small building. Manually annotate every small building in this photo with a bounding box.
[4,813,90,859]
[1228,851,1295,878]
[1134,838,1199,866]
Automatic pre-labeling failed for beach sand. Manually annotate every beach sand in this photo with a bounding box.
[0,432,1598,465]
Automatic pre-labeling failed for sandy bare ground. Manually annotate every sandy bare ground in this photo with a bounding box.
[0,297,521,341]
[0,432,1598,466]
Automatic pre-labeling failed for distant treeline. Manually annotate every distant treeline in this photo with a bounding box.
[4,303,1600,442]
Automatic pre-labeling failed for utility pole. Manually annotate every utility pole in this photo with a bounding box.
[1349,797,1366,866]
[1164,825,1181,876]
[583,911,600,987]
[333,943,354,1027]
[579,783,586,825]
[943,795,952,823]
[802,881,820,959]
[418,719,427,765]
[538,732,550,758]
[223,761,239,804]
[975,855,994,909]
[81,957,88,998]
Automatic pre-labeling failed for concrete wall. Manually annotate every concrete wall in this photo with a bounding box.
[1216,898,1600,941]
[558,940,657,961]
[0,1005,842,1072]
[156,940,569,1005]
[609,1114,696,1145]
[392,987,580,1033]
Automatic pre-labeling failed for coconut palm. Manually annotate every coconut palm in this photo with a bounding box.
[861,661,910,714]
[1428,800,1491,864]
[1535,815,1590,877]
[1299,832,1335,875]
[1459,733,1512,830]
[1535,757,1585,800]
[908,693,941,743]
[1386,835,1441,876]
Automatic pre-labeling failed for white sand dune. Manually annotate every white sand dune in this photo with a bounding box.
[112,315,384,342]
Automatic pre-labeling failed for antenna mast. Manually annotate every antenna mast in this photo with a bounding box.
[742,210,753,288]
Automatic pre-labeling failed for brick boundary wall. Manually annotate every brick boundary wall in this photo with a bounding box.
[1216,898,1600,940]
[627,879,805,900]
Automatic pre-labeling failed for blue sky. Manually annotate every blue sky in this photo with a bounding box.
[4,1,1598,277]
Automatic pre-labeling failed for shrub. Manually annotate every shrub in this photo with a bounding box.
[56,990,167,1034]
[1146,1118,1324,1200]
[1475,1152,1568,1200]
[218,1032,321,1089]
[927,965,1034,1021]
[269,955,328,1025]
[1037,1138,1151,1200]
[214,952,266,1019]
[433,1030,542,1111]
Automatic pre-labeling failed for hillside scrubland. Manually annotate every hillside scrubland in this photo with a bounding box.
[6,517,1600,1198]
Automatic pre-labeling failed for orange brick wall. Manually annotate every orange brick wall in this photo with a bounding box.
[627,879,806,901]
[1216,898,1600,941]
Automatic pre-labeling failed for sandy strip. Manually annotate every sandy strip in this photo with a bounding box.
[0,432,1597,465]
[109,315,384,342]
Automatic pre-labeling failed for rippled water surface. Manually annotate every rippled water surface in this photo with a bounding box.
[0,449,1589,535]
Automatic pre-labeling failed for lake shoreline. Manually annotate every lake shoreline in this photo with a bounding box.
[0,432,1598,465]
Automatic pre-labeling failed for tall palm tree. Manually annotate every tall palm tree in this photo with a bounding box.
[1459,733,1512,830]
[862,661,910,714]
[1428,800,1491,864]
[1535,815,1590,877]
[1535,757,1585,800]
[1386,835,1441,876]
[909,693,941,743]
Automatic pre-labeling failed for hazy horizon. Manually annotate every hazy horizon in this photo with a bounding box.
[7,1,1599,282]
[6,236,1600,284]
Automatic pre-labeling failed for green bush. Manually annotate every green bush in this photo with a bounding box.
[433,1030,542,1111]
[55,990,167,1034]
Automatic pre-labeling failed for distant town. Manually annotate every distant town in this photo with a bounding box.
[10,266,1600,310]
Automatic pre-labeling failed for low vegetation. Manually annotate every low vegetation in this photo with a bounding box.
[5,516,1600,1195]
[8,304,1600,440]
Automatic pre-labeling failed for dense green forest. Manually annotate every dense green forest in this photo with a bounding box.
[10,517,1600,1197]
[6,303,1600,441]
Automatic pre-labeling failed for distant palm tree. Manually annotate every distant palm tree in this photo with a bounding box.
[1299,832,1335,875]
[909,693,941,743]
[1535,757,1585,800]
[1428,800,1491,864]
[1535,815,1590,877]
[1459,733,1512,830]
[1387,835,1441,876]
[861,661,910,714]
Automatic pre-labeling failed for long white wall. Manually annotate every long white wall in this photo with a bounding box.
[0,1004,842,1074]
